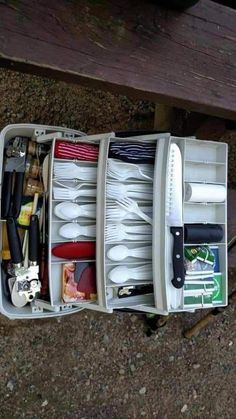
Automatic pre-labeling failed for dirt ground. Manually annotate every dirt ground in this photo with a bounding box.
[0,69,235,419]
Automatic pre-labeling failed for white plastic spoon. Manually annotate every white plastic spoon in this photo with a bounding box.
[107,245,152,261]
[59,223,96,239]
[108,265,152,284]
[54,202,96,220]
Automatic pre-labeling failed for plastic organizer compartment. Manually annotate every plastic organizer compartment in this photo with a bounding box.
[48,133,112,314]
[0,127,228,319]
[183,203,226,224]
[98,133,170,313]
[0,124,87,319]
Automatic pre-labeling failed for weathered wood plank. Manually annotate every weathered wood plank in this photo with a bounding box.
[0,0,235,119]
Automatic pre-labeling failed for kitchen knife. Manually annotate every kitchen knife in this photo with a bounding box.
[166,143,184,289]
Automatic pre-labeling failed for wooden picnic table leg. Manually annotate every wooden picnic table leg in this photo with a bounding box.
[154,104,175,131]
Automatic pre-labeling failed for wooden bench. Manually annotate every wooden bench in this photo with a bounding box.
[0,0,235,120]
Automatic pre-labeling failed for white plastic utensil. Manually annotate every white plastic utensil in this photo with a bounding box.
[59,223,96,239]
[107,159,154,181]
[54,162,97,182]
[53,185,96,200]
[107,181,153,200]
[54,202,96,220]
[106,203,152,222]
[108,265,153,284]
[116,197,153,225]
[105,223,152,242]
[107,245,152,261]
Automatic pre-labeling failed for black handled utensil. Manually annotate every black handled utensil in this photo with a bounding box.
[6,217,23,265]
[166,143,185,289]
[1,137,27,219]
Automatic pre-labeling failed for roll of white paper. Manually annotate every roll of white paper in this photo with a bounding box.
[185,183,226,203]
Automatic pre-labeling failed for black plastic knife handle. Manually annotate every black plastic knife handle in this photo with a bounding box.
[170,226,185,289]
[29,215,39,264]
[6,217,23,264]
[1,172,13,219]
[12,172,25,219]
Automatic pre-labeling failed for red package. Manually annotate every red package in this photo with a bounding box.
[52,242,96,259]
[54,140,99,161]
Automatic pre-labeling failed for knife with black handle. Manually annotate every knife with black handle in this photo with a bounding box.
[166,144,185,289]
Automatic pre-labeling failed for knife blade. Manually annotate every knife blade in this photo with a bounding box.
[166,143,184,289]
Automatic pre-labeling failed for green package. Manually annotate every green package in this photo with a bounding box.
[184,293,213,308]
[212,273,223,304]
[184,246,214,265]
[184,281,214,295]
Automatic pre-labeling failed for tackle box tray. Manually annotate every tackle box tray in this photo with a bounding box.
[0,124,228,319]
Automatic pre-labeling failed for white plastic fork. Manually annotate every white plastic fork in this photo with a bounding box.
[106,182,153,200]
[53,186,97,200]
[106,205,152,222]
[54,162,97,181]
[107,159,154,181]
[116,197,153,225]
[105,224,152,242]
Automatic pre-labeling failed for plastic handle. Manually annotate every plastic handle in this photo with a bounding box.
[12,172,25,218]
[6,217,23,264]
[1,172,13,218]
[29,215,39,264]
[170,226,185,289]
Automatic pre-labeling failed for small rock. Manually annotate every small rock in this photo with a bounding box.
[41,400,48,407]
[85,379,90,386]
[141,411,146,416]
[130,364,136,372]
[139,387,146,395]
[193,389,198,400]
[124,393,129,399]
[119,368,125,375]
[6,381,14,391]
[169,356,174,362]
[136,353,143,359]
[181,404,188,413]
[86,394,91,401]
[193,364,200,369]
[130,315,137,323]
[103,334,109,344]
[229,341,233,346]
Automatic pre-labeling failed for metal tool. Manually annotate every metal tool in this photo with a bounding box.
[1,137,27,219]
[166,143,184,289]
[7,215,41,307]
[118,284,153,298]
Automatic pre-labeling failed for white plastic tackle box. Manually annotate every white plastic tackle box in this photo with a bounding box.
[0,124,228,319]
